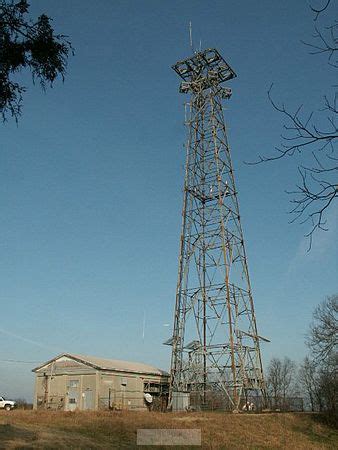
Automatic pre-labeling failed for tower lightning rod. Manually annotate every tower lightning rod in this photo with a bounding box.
[189,21,193,52]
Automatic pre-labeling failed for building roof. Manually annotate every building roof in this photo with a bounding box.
[32,353,169,377]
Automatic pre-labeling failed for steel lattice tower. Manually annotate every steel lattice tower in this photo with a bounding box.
[167,49,266,411]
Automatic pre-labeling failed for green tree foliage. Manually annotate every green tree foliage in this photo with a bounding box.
[0,0,73,121]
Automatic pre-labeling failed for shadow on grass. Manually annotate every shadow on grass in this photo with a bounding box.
[291,412,338,447]
[0,423,38,448]
[309,412,338,429]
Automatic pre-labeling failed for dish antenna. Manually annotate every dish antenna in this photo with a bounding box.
[144,393,153,403]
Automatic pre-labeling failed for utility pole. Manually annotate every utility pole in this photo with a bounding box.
[167,48,267,411]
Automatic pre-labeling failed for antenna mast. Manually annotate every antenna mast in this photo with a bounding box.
[189,21,193,52]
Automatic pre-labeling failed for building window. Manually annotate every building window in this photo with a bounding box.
[69,398,77,404]
[69,380,79,388]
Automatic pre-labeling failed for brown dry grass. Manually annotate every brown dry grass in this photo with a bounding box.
[0,410,336,449]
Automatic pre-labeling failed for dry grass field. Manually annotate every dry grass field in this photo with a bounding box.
[0,410,336,449]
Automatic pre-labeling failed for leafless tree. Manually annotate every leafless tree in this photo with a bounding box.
[305,0,338,65]
[307,294,338,362]
[317,360,337,413]
[299,355,337,413]
[248,0,337,248]
[13,397,32,409]
[280,357,297,405]
[266,357,282,408]
[299,295,338,413]
[298,357,322,411]
[267,357,297,410]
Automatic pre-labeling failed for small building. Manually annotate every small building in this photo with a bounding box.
[32,353,169,411]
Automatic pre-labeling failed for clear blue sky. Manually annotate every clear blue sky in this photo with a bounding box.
[1,0,337,400]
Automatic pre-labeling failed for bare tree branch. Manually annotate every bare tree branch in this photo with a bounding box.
[301,23,338,67]
[246,84,337,247]
[310,0,331,21]
[266,357,297,410]
[246,1,337,246]
[306,295,338,363]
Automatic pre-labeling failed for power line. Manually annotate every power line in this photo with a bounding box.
[0,359,41,364]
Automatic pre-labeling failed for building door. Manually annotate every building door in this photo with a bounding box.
[66,379,79,411]
[83,389,94,410]
[67,390,78,411]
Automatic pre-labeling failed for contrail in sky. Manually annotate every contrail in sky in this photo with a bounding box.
[142,311,146,340]
[0,326,60,352]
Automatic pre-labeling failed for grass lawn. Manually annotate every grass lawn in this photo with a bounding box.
[0,410,336,449]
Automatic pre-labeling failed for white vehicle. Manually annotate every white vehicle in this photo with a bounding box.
[0,396,16,411]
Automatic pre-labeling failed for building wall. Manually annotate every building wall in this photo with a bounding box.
[98,372,157,410]
[33,357,168,411]
[34,372,97,411]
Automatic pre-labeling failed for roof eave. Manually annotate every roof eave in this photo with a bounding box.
[32,353,69,373]
[32,353,169,377]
